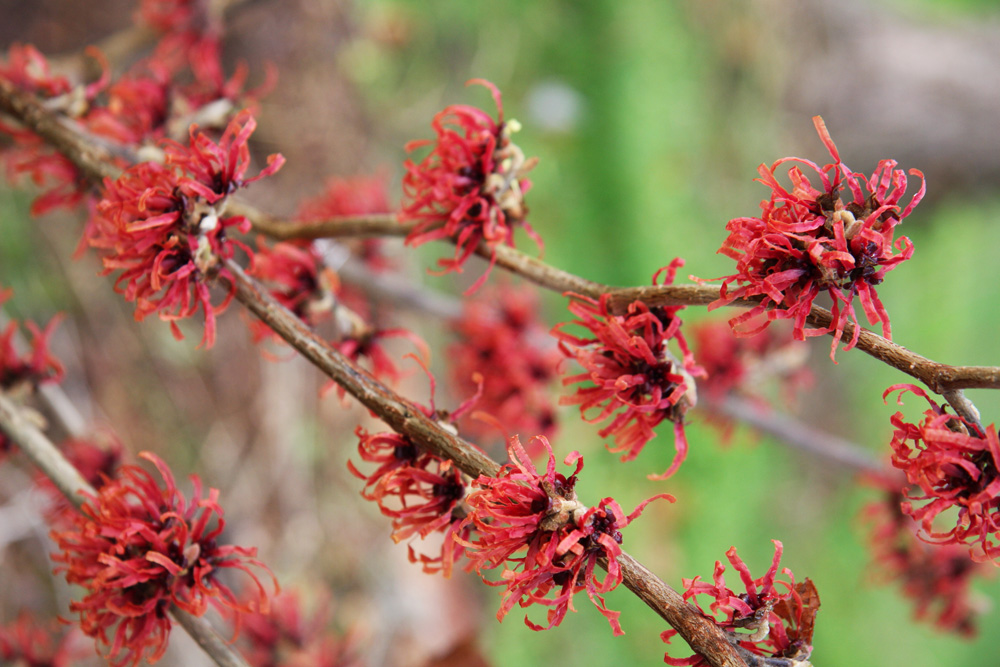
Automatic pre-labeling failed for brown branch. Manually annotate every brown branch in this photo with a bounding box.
[247,212,1000,401]
[714,396,884,473]
[0,392,252,667]
[225,259,749,667]
[0,77,121,184]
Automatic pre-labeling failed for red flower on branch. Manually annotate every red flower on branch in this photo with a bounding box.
[0,44,111,216]
[297,174,396,275]
[401,79,540,293]
[554,259,702,479]
[460,435,671,634]
[884,384,1000,559]
[0,311,64,393]
[0,291,65,457]
[248,239,338,344]
[662,541,816,665]
[238,589,360,667]
[708,116,924,360]
[0,611,88,667]
[39,433,124,526]
[862,482,986,635]
[89,110,284,347]
[50,452,275,667]
[348,426,471,576]
[448,282,560,442]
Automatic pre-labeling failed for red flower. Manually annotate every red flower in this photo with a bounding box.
[460,435,671,634]
[0,44,111,216]
[708,116,924,360]
[89,110,284,347]
[50,452,275,667]
[238,589,360,667]
[0,313,64,392]
[297,174,396,275]
[862,482,985,636]
[0,294,64,457]
[448,282,560,442]
[39,433,124,526]
[0,611,88,667]
[554,259,702,479]
[884,384,1000,558]
[347,427,470,576]
[662,541,816,665]
[248,239,338,345]
[401,79,540,293]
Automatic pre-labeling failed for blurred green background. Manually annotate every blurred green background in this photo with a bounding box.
[3,0,1000,665]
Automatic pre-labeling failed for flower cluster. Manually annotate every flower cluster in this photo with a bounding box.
[862,483,984,635]
[401,79,540,293]
[690,318,810,403]
[0,288,64,457]
[884,384,1000,558]
[448,282,560,442]
[248,239,339,345]
[460,435,670,634]
[0,44,110,215]
[709,116,924,359]
[88,110,284,347]
[690,318,811,440]
[0,15,271,221]
[554,259,702,479]
[297,174,396,277]
[662,541,816,665]
[40,433,124,526]
[0,611,88,667]
[238,589,360,667]
[50,452,275,667]
[348,427,470,576]
[0,292,64,394]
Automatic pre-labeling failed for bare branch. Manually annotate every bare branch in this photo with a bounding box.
[712,396,883,473]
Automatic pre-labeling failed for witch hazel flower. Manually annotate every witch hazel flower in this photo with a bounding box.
[238,589,360,667]
[347,375,482,575]
[862,482,986,636]
[0,44,111,215]
[708,116,925,360]
[401,79,540,293]
[248,239,339,344]
[662,541,817,666]
[448,281,561,442]
[0,295,65,395]
[348,427,471,576]
[0,611,88,667]
[0,290,65,458]
[554,258,703,479]
[297,174,396,279]
[50,452,275,667]
[884,384,1000,559]
[39,433,125,526]
[89,109,284,347]
[460,435,671,634]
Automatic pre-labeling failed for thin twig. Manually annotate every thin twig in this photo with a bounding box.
[3,76,991,402]
[0,392,252,667]
[245,215,1000,402]
[713,396,883,473]
[225,259,749,667]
